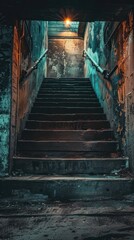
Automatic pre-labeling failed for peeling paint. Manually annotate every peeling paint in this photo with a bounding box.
[0,25,13,175]
[0,21,48,175]
[84,12,134,171]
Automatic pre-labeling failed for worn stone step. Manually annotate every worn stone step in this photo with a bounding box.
[22,129,114,141]
[31,107,103,114]
[0,175,133,200]
[36,97,99,102]
[39,90,95,94]
[42,78,91,83]
[34,102,100,107]
[43,78,90,83]
[13,157,128,175]
[37,93,97,98]
[18,140,118,152]
[41,82,93,89]
[29,113,106,121]
[40,84,94,91]
[16,150,120,158]
[40,85,94,92]
[25,120,109,130]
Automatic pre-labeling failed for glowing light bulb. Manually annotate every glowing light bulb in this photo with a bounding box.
[65,18,71,27]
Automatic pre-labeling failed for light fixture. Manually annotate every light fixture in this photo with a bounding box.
[64,18,71,27]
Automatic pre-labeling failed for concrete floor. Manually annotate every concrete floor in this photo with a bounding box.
[0,193,134,240]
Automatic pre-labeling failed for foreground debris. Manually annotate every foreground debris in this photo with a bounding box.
[0,193,134,240]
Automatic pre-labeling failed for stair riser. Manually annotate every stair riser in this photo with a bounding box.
[42,82,91,85]
[36,98,99,102]
[40,84,94,91]
[16,151,120,158]
[29,113,107,121]
[43,79,90,83]
[13,159,126,175]
[34,102,100,107]
[18,141,117,152]
[39,90,95,94]
[1,178,133,200]
[40,87,93,90]
[37,94,97,98]
[22,130,114,141]
[26,121,109,130]
[31,107,103,114]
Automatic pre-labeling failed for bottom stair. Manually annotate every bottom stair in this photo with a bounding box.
[0,175,133,200]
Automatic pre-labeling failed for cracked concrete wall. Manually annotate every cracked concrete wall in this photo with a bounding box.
[84,13,134,171]
[0,25,13,175]
[47,38,84,78]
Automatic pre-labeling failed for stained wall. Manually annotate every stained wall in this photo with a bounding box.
[84,13,134,171]
[0,25,13,175]
[47,38,84,78]
[0,20,48,175]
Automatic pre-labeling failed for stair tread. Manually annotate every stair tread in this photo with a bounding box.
[29,113,105,116]
[32,107,102,109]
[23,129,113,132]
[18,140,117,143]
[1,175,133,181]
[34,102,99,103]
[27,120,107,122]
[13,156,128,161]
[29,113,106,116]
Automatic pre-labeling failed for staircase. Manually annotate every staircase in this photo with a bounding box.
[2,78,133,200]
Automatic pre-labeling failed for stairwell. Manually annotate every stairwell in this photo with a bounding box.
[1,78,133,200]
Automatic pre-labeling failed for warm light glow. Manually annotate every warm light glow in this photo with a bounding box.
[64,18,71,27]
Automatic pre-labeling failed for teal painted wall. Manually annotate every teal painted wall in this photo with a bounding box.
[0,25,13,175]
[0,21,48,175]
[84,13,134,171]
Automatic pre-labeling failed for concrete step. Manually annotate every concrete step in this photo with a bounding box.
[39,90,95,94]
[28,113,107,121]
[40,87,93,91]
[18,140,118,152]
[42,79,92,86]
[36,97,99,102]
[25,120,109,130]
[40,84,93,88]
[16,150,120,158]
[0,175,133,200]
[22,129,114,141]
[34,102,100,107]
[37,93,97,98]
[31,107,103,114]
[43,78,90,83]
[13,157,128,175]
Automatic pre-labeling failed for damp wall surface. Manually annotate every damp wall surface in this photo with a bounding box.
[0,25,13,175]
[17,21,48,134]
[0,21,48,175]
[84,13,134,171]
[11,21,48,167]
[47,38,84,78]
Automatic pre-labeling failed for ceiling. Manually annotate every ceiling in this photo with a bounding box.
[1,0,134,22]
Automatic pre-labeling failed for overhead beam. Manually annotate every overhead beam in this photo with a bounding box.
[1,0,134,21]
